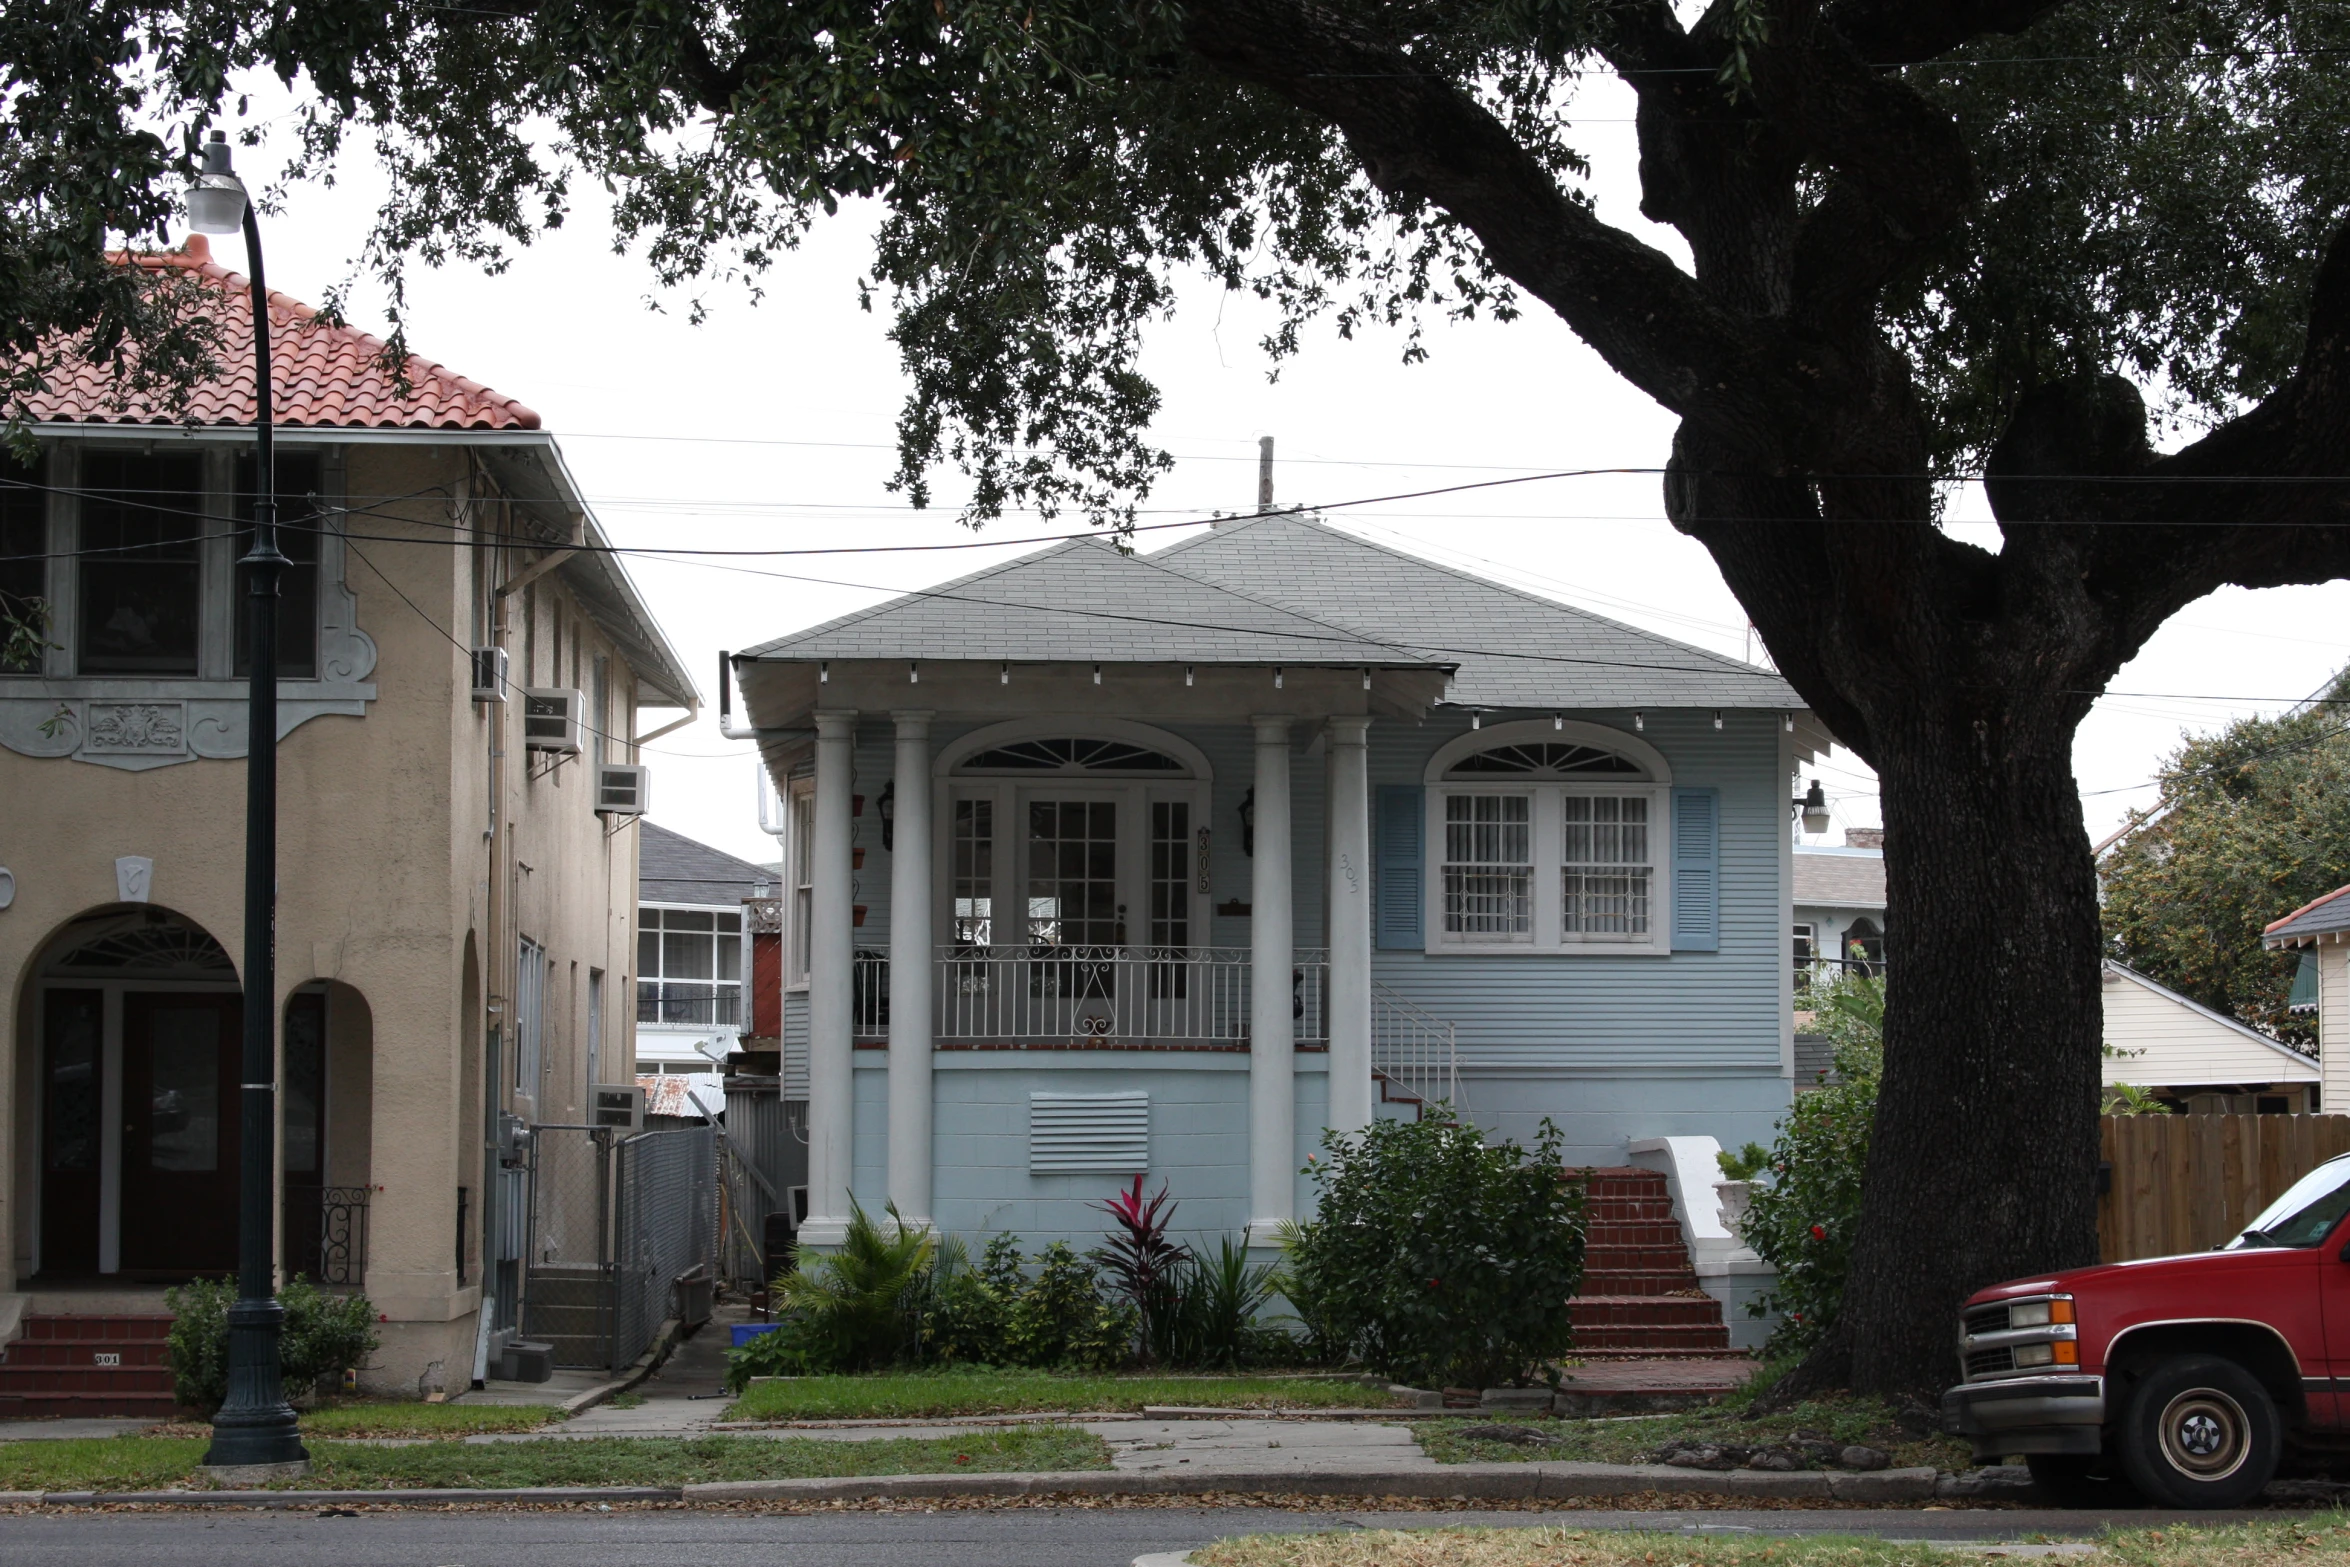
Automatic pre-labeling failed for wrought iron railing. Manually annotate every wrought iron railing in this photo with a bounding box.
[283,1182,370,1287]
[843,946,1330,1045]
[1372,982,1460,1110]
[635,985,743,1027]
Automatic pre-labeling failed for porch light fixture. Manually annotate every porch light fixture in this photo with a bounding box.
[1274,667,1284,689]
[1186,665,1195,687]
[186,126,309,1474]
[1093,663,1102,685]
[877,779,896,851]
[819,661,829,683]
[1634,712,1645,731]
[1000,662,1009,685]
[1714,710,1724,730]
[1783,712,1795,732]
[1470,710,1481,730]
[1795,778,1830,835]
[1553,713,1563,731]
[908,661,918,685]
[1362,668,1371,690]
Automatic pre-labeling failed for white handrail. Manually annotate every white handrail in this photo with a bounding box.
[1372,981,1460,1110]
[845,947,1330,1046]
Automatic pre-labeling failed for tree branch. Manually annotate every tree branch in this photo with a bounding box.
[1179,0,1778,418]
[1821,0,2075,65]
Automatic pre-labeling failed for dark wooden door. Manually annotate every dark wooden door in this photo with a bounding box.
[120,992,241,1273]
[39,989,104,1274]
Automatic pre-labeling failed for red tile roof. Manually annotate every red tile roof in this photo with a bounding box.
[25,234,539,431]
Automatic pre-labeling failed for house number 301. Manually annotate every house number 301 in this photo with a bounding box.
[92,1352,120,1366]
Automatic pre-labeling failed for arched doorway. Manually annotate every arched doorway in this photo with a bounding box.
[34,908,242,1278]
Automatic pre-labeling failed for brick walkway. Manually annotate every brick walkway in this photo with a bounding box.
[1557,1357,1758,1396]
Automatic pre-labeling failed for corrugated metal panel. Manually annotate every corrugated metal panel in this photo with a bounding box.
[1029,1091,1150,1173]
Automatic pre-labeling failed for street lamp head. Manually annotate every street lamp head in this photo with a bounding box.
[188,130,249,234]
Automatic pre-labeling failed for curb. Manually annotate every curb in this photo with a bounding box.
[3,1462,1946,1509]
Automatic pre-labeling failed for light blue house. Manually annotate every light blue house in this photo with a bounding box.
[727,514,1824,1261]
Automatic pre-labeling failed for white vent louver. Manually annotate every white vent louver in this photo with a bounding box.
[1028,1092,1149,1174]
[470,647,508,703]
[596,763,650,815]
[523,687,583,754]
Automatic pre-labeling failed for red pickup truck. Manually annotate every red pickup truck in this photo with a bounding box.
[1943,1153,2350,1507]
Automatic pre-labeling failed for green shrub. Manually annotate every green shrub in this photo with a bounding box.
[1003,1242,1133,1371]
[1716,1141,1772,1181]
[1162,1236,1291,1369]
[1742,971,1883,1354]
[164,1276,381,1413]
[1284,1113,1584,1390]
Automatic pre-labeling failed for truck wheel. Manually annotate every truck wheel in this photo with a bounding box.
[2115,1354,2280,1509]
[2024,1454,2138,1507]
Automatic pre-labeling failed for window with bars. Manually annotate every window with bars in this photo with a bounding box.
[1442,793,1533,939]
[1149,799,1191,998]
[636,907,743,1026]
[1561,795,1652,937]
[1025,800,1120,948]
[953,797,994,946]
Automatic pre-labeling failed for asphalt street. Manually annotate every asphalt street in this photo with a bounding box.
[0,1504,2278,1565]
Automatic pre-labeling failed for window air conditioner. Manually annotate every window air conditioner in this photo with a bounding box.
[597,763,651,816]
[470,647,508,703]
[523,687,583,754]
[591,1084,645,1132]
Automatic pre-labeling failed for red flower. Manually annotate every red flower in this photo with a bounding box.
[955,1454,970,1464]
[1809,1224,1826,1241]
[1428,1278,1441,1289]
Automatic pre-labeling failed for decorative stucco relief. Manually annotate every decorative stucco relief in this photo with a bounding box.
[0,689,375,769]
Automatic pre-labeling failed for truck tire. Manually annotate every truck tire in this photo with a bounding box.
[2114,1354,2281,1509]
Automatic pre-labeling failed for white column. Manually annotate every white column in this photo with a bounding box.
[1249,715,1295,1232]
[802,708,859,1247]
[886,711,935,1227]
[1326,716,1374,1133]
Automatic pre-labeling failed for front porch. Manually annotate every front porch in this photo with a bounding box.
[852,945,1330,1049]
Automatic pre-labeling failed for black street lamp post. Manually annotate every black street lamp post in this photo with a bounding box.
[189,128,309,1474]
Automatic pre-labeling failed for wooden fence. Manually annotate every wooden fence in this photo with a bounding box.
[2099,1113,2350,1262]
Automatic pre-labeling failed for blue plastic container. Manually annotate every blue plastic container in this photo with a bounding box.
[731,1322,781,1348]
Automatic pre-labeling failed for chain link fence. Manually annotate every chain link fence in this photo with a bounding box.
[520,1122,717,1372]
[613,1124,716,1370]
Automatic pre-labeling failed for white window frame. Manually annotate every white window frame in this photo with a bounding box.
[636,902,745,1028]
[785,775,815,990]
[931,718,1213,953]
[1422,719,1673,957]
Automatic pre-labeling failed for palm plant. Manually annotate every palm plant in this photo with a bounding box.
[772,1201,936,1371]
[1165,1236,1284,1369]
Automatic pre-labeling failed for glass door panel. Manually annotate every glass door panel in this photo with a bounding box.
[1026,799,1119,1035]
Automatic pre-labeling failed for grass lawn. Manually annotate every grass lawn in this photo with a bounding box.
[0,1426,1108,1492]
[143,1399,565,1440]
[725,1368,1399,1422]
[1197,1516,2350,1567]
[1411,1393,1970,1473]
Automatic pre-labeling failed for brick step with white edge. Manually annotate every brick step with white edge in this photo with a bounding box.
[1566,1167,1743,1362]
[0,1313,180,1418]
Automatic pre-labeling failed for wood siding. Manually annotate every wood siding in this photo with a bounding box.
[2100,971,2318,1088]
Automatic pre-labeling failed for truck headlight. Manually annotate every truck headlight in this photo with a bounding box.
[2008,1297,2075,1329]
[2011,1341,2079,1369]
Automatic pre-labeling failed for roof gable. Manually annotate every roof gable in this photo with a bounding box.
[740,536,1433,667]
[2266,884,2350,946]
[29,236,538,430]
[639,822,773,904]
[2102,962,2321,1079]
[1154,515,1801,708]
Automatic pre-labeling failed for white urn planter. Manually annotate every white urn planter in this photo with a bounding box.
[1713,1179,1755,1244]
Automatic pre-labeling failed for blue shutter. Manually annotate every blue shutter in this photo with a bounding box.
[1670,787,1720,952]
[1376,785,1424,949]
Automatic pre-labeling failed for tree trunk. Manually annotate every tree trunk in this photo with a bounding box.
[1798,712,2106,1396]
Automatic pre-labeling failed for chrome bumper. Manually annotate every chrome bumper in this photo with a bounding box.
[1941,1375,2105,1459]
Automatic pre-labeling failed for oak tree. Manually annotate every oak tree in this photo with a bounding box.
[15,0,2350,1393]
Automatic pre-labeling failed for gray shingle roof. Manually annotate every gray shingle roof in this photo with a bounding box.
[1156,516,1801,708]
[2266,885,2350,946]
[739,537,1436,668]
[1793,847,1886,909]
[639,822,772,907]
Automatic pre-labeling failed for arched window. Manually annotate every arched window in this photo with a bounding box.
[1423,721,1670,953]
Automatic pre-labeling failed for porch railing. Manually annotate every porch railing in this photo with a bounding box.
[852,946,1328,1045]
[636,985,743,1028]
[1372,982,1460,1110]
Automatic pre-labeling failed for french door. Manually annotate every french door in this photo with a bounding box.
[119,991,242,1273]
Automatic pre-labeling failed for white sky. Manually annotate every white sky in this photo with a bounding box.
[207,75,2350,867]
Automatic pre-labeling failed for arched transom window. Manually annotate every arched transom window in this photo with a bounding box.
[959,737,1186,774]
[1444,742,1647,779]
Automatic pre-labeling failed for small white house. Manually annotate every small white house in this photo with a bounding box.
[635,821,771,1113]
[2100,962,2319,1112]
[1792,829,1885,982]
[2265,886,2350,1112]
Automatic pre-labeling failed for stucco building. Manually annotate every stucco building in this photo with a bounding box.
[0,236,694,1403]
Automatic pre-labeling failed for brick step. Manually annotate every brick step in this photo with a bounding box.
[19,1314,174,1343]
[1572,1346,1751,1361]
[1583,1243,1700,1271]
[2,1338,173,1368]
[1572,1323,1735,1352]
[1582,1199,1678,1223]
[1570,1294,1728,1327]
[1577,1270,1706,1297]
[1582,1222,1687,1249]
[0,1364,177,1396]
[0,1390,181,1419]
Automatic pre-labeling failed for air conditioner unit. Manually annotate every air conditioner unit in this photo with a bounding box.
[470,647,508,703]
[596,763,650,816]
[591,1084,645,1132]
[523,687,583,754]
